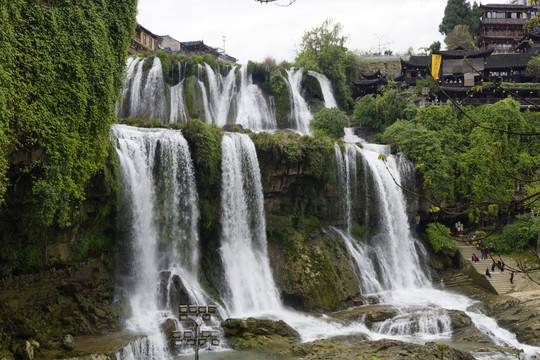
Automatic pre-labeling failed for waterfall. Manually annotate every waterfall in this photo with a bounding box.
[121,57,168,122]
[197,64,212,124]
[204,63,237,126]
[285,69,312,134]
[113,125,221,350]
[169,63,187,124]
[235,66,277,130]
[334,129,540,357]
[219,132,282,317]
[307,70,338,108]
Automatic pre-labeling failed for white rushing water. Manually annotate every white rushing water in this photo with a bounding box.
[334,128,540,358]
[285,68,312,134]
[219,133,282,317]
[169,64,187,124]
[114,125,223,360]
[308,70,338,108]
[235,66,277,130]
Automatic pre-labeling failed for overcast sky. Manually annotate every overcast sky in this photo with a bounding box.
[137,0,512,64]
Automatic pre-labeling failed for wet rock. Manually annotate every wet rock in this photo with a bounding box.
[62,335,75,350]
[221,317,299,350]
[333,305,398,327]
[291,338,476,360]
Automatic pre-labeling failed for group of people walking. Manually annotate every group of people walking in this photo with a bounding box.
[471,251,514,284]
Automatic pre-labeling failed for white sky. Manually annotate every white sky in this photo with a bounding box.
[137,0,513,64]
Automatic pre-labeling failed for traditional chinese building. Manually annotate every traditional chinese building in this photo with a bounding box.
[352,70,387,97]
[434,47,493,86]
[398,56,429,87]
[128,24,162,55]
[475,2,536,53]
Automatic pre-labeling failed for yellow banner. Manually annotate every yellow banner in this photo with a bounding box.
[431,54,442,80]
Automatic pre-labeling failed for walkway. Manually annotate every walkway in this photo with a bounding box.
[457,245,514,295]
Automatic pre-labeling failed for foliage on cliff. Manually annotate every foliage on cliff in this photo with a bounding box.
[382,99,539,223]
[352,85,416,132]
[295,19,361,109]
[309,108,349,139]
[0,0,136,230]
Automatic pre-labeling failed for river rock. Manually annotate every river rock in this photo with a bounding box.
[333,305,398,326]
[292,338,476,360]
[221,317,299,350]
[62,335,75,350]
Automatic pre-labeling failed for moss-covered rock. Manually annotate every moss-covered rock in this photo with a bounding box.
[221,318,300,350]
[183,76,206,121]
[268,230,359,312]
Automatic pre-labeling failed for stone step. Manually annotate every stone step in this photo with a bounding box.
[456,245,514,295]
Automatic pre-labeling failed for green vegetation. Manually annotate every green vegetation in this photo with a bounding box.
[439,0,481,36]
[0,0,135,228]
[269,69,292,128]
[425,223,457,255]
[382,99,538,225]
[181,119,223,191]
[295,19,361,110]
[444,24,477,50]
[352,84,416,132]
[489,215,540,254]
[309,108,349,138]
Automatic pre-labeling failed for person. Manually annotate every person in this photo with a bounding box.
[486,268,491,278]
[500,260,505,273]
[510,271,514,284]
[491,261,496,272]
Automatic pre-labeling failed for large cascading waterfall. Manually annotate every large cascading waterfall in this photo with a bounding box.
[113,124,220,359]
[307,70,338,108]
[235,66,277,130]
[285,68,312,134]
[334,129,540,357]
[118,57,343,133]
[219,132,282,317]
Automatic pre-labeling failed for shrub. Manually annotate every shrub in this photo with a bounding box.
[309,108,349,138]
[425,222,457,255]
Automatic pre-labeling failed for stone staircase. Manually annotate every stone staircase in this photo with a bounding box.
[457,245,514,295]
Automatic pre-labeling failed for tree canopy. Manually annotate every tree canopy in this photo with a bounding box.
[295,19,350,83]
[439,0,481,36]
[444,24,477,50]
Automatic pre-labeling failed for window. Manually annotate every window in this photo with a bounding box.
[143,33,147,46]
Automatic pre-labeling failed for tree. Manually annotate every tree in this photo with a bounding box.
[309,107,349,138]
[430,41,442,52]
[526,54,540,79]
[439,0,481,36]
[295,19,349,82]
[444,25,477,50]
[524,16,540,32]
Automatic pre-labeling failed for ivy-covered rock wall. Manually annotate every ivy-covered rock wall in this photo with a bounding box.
[0,0,136,274]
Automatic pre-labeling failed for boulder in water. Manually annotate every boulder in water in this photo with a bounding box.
[221,317,299,350]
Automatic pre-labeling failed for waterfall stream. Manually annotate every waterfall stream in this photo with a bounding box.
[219,132,282,317]
[113,125,224,360]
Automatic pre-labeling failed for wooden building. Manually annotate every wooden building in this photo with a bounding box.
[398,56,429,87]
[476,3,536,53]
[434,47,493,86]
[128,24,162,55]
[178,40,237,64]
[352,70,387,97]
